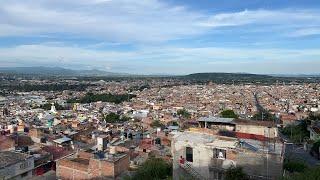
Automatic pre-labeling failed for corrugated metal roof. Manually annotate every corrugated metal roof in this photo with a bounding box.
[198,116,234,123]
[53,137,72,144]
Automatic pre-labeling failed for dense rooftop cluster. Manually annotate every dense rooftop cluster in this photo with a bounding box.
[0,74,319,179]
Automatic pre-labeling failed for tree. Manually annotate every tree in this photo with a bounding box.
[225,166,248,180]
[104,113,129,123]
[130,157,172,180]
[168,121,179,126]
[220,109,238,119]
[177,109,191,119]
[283,166,320,180]
[283,160,307,173]
[151,120,165,129]
[281,120,309,143]
[67,92,136,104]
[252,111,276,121]
[37,102,68,111]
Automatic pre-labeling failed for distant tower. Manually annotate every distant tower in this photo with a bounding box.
[50,103,57,114]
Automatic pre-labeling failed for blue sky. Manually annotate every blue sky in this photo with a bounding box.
[0,0,320,74]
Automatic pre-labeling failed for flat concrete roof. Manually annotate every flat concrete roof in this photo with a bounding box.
[173,131,215,144]
[0,151,31,169]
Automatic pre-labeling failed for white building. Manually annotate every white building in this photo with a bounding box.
[172,131,284,180]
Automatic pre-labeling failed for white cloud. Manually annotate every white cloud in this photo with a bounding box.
[0,1,320,73]
[289,27,320,37]
[0,43,319,73]
[0,0,319,42]
[201,9,320,27]
[0,0,206,42]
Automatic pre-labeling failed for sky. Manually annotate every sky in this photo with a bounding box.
[0,0,320,75]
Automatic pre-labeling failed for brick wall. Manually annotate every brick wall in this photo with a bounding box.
[57,159,90,180]
[57,165,89,180]
[113,155,130,177]
[57,153,130,179]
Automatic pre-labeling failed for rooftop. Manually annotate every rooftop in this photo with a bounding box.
[235,119,276,127]
[0,151,31,169]
[198,116,235,124]
[173,131,215,144]
[174,131,283,154]
[53,137,72,144]
[240,138,283,155]
[93,151,128,162]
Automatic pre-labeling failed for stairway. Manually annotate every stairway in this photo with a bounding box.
[179,161,207,180]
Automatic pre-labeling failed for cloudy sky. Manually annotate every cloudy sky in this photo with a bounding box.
[0,0,320,74]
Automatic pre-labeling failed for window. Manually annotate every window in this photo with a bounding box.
[186,147,193,162]
[20,162,30,169]
[213,148,226,159]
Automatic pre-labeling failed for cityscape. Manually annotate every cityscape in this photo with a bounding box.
[1,0,320,180]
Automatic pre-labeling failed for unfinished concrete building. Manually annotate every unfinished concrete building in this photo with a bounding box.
[172,131,284,180]
[56,146,129,180]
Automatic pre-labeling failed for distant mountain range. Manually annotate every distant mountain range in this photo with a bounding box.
[185,72,271,79]
[0,67,319,81]
[182,72,320,84]
[183,72,273,83]
[0,67,128,76]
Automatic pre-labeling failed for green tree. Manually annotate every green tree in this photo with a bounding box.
[151,120,165,129]
[38,102,68,111]
[130,157,172,180]
[220,109,239,119]
[281,120,309,143]
[177,109,191,119]
[67,92,136,104]
[283,166,320,180]
[283,160,307,173]
[225,166,248,180]
[252,111,276,121]
[104,112,129,123]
